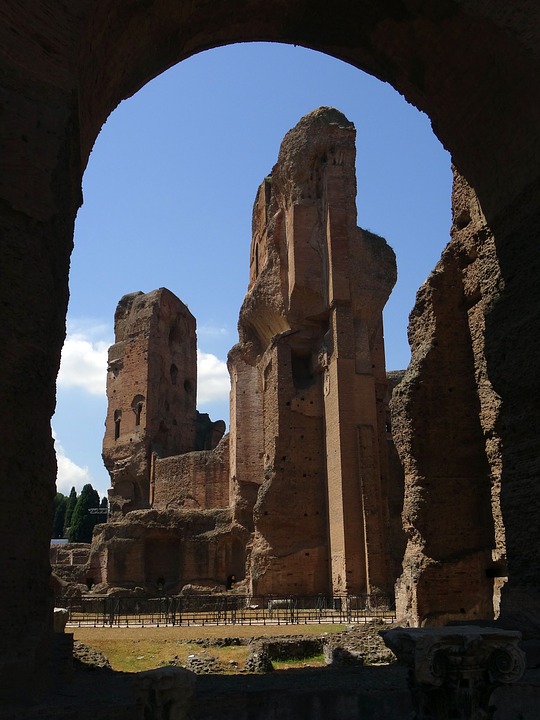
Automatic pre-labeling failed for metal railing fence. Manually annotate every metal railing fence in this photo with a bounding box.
[57,593,395,627]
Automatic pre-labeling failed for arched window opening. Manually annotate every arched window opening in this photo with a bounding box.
[114,409,122,440]
[131,394,145,428]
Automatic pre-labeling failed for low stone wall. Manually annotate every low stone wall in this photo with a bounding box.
[51,543,91,568]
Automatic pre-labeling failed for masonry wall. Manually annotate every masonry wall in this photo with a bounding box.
[153,437,230,511]
[228,348,264,531]
[249,340,329,595]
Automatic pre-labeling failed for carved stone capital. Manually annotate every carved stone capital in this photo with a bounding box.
[381,626,526,719]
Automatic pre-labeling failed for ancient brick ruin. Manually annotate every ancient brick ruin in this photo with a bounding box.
[4,0,540,704]
[90,108,404,599]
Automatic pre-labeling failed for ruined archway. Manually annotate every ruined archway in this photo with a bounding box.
[3,1,540,696]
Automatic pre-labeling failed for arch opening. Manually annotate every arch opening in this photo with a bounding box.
[56,41,498,620]
[57,35,516,624]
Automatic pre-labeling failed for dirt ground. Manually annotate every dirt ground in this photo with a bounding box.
[73,622,345,642]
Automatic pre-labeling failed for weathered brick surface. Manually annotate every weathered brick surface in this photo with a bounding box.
[90,508,247,592]
[234,108,398,596]
[392,170,507,625]
[153,437,230,511]
[103,289,198,513]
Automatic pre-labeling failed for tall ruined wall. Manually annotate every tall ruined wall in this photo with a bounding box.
[392,169,504,626]
[385,371,407,584]
[231,107,398,596]
[228,344,265,531]
[103,288,197,514]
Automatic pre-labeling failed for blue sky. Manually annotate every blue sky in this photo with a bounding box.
[53,42,452,500]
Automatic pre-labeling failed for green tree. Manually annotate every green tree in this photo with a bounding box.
[63,486,78,536]
[52,492,68,538]
[68,484,100,543]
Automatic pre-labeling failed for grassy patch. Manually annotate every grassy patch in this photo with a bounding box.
[273,653,326,670]
[73,624,344,673]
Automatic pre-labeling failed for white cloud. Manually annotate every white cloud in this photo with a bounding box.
[57,331,109,396]
[197,349,230,404]
[53,433,93,496]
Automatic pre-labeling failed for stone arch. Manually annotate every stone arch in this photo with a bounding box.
[3,0,540,695]
[75,5,540,219]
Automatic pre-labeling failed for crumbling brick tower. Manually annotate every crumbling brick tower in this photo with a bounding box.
[103,289,198,514]
[230,107,397,596]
